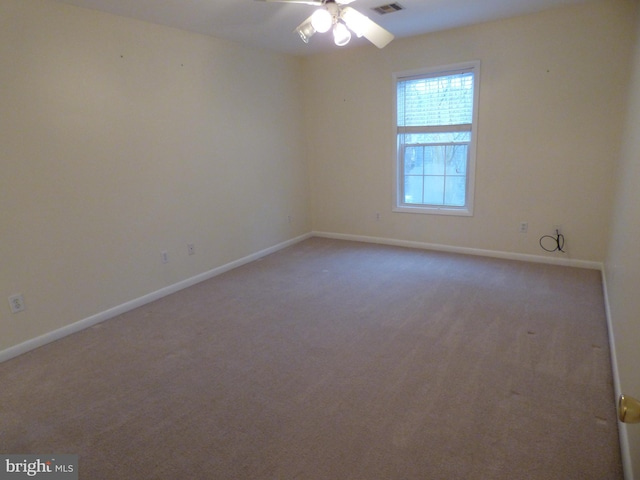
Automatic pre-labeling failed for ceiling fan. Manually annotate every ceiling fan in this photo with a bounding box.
[257,0,395,48]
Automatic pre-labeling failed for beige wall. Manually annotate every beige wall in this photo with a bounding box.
[304,0,635,262]
[0,0,310,350]
[605,5,640,477]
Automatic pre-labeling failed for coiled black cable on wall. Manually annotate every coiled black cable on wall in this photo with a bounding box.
[539,229,565,253]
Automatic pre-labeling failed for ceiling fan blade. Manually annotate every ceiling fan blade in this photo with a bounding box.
[341,6,394,48]
[255,0,324,5]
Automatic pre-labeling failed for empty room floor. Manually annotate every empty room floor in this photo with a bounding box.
[0,238,622,478]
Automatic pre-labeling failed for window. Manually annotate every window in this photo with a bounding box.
[394,62,479,216]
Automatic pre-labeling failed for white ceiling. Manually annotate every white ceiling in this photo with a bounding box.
[52,0,595,56]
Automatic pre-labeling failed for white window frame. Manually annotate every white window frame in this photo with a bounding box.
[393,61,480,216]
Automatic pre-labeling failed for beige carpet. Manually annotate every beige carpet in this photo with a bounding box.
[0,238,622,479]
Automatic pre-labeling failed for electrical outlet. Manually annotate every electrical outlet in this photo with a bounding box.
[187,244,195,256]
[161,251,169,264]
[9,294,25,313]
[519,222,528,234]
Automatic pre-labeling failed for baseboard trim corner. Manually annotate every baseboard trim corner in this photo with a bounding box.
[0,233,312,364]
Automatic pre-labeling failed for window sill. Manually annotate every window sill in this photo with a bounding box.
[393,205,473,217]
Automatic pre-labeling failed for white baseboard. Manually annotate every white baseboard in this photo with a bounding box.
[312,231,603,270]
[0,233,312,364]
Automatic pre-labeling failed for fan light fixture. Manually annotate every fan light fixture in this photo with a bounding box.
[295,3,356,47]
[281,0,395,50]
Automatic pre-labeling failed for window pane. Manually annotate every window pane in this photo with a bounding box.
[444,176,466,206]
[404,146,424,175]
[424,146,445,175]
[404,176,423,204]
[401,144,468,207]
[446,144,468,175]
[424,176,445,205]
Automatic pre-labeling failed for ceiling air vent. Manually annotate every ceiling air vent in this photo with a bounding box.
[372,3,404,15]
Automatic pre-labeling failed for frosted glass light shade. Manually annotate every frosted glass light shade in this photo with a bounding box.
[311,9,332,33]
[296,21,316,43]
[333,22,351,46]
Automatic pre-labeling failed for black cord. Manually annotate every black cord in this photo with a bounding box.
[539,229,566,253]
